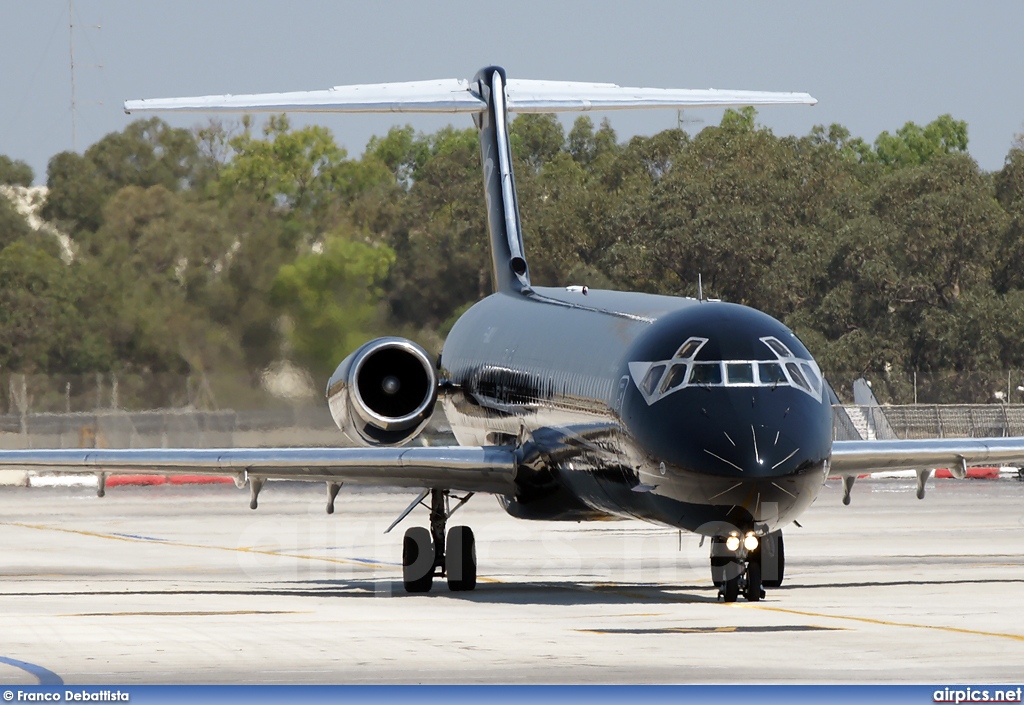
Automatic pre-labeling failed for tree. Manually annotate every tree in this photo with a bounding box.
[86,117,200,191]
[42,151,106,232]
[270,229,395,375]
[82,184,247,376]
[872,114,969,168]
[43,118,203,234]
[0,195,33,251]
[218,114,354,229]
[382,127,490,329]
[995,141,1024,210]
[0,240,108,373]
[794,153,1009,400]
[510,114,565,172]
[0,155,33,186]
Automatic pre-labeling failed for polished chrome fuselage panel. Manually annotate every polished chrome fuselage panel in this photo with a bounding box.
[441,287,832,535]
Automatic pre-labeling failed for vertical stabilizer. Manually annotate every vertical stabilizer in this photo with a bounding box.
[472,67,532,295]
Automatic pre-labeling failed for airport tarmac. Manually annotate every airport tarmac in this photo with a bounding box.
[0,476,1022,684]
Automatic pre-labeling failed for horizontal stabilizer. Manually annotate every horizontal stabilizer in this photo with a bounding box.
[125,79,484,115]
[125,78,816,115]
[505,79,816,112]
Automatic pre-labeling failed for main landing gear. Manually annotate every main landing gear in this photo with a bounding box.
[711,530,784,603]
[401,488,477,593]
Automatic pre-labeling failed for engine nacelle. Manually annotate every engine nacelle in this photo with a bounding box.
[326,337,438,447]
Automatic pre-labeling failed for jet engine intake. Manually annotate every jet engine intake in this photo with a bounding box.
[326,337,438,447]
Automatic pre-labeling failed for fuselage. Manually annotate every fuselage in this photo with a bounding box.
[440,286,832,536]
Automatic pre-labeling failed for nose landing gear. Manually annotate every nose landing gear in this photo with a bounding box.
[711,530,783,602]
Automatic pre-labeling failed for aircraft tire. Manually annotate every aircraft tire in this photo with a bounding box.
[721,574,740,603]
[762,531,785,588]
[446,525,477,592]
[744,560,762,602]
[403,526,434,593]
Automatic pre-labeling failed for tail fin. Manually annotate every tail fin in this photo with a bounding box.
[125,68,816,295]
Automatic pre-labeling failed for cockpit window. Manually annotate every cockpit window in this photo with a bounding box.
[690,362,722,385]
[674,337,707,359]
[758,362,787,385]
[661,363,689,392]
[785,362,810,392]
[800,362,822,393]
[629,335,824,404]
[726,362,754,385]
[642,364,666,396]
[763,338,793,358]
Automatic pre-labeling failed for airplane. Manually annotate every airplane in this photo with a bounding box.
[5,66,1024,602]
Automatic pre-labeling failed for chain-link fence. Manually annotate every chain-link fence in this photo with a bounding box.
[833,404,1024,441]
[827,370,1024,405]
[3,372,1021,448]
[0,370,323,416]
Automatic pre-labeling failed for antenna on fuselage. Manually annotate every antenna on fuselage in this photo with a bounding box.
[698,273,704,302]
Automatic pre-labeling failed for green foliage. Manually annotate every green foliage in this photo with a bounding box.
[86,117,200,191]
[270,230,395,375]
[218,114,355,225]
[719,106,758,132]
[511,114,565,171]
[367,125,429,185]
[42,151,107,232]
[0,241,109,372]
[381,125,489,327]
[0,155,34,186]
[7,107,1024,405]
[808,124,874,164]
[43,117,202,233]
[995,143,1024,209]
[871,114,969,168]
[0,195,33,251]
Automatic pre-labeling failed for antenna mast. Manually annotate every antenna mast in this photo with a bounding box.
[69,0,77,151]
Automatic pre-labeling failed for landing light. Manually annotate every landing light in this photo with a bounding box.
[743,533,759,551]
[725,535,741,552]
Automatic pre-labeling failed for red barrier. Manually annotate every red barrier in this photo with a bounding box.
[168,475,234,485]
[105,475,234,487]
[934,467,1001,479]
[828,468,1004,481]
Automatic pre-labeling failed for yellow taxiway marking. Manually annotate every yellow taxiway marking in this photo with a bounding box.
[11,521,1021,641]
[58,610,311,617]
[556,581,1024,644]
[736,603,1024,643]
[576,625,845,634]
[577,626,742,634]
[3,521,393,570]
[2,521,505,584]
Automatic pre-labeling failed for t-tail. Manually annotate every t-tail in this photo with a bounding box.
[473,67,530,293]
[125,67,816,296]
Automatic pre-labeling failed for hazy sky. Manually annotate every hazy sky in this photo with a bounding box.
[3,1,1023,184]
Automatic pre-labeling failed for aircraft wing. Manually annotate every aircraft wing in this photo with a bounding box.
[829,437,1024,476]
[0,445,517,495]
[124,78,816,115]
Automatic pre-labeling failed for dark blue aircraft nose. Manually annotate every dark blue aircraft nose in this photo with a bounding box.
[617,301,834,532]
[686,387,831,479]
